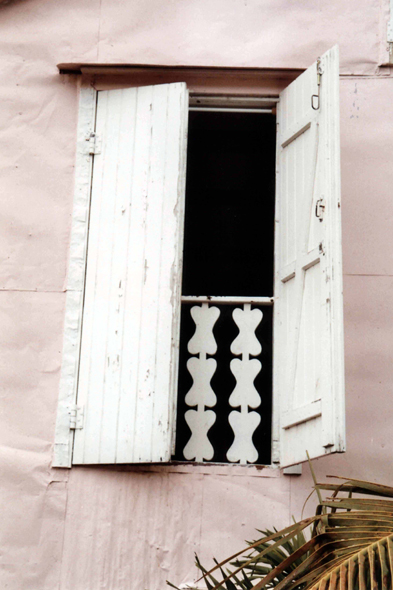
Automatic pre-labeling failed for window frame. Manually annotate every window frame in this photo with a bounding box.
[177,98,277,465]
[53,52,345,468]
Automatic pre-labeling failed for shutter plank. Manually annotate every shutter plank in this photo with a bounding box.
[100,89,139,464]
[73,83,188,464]
[150,83,188,460]
[133,84,172,462]
[117,86,155,464]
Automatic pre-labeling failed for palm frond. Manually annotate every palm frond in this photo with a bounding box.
[189,475,393,590]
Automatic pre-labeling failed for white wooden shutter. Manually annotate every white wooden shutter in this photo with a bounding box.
[274,46,345,467]
[72,83,188,464]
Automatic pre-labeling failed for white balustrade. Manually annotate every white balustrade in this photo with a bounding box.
[227,304,263,464]
[182,301,265,464]
[183,303,219,462]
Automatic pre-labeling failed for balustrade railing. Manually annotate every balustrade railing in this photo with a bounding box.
[174,297,273,465]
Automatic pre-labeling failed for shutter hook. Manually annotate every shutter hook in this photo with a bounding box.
[315,197,325,220]
[311,58,323,110]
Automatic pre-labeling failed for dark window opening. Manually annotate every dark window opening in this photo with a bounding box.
[175,109,276,464]
[182,110,276,297]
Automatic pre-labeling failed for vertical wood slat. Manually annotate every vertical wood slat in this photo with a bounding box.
[53,82,97,468]
[73,83,188,464]
[275,46,345,467]
[323,46,345,454]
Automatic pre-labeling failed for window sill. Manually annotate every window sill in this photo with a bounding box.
[99,462,280,477]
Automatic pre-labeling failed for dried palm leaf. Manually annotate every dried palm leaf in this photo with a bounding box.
[169,475,393,590]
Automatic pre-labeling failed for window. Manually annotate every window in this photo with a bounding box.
[53,46,345,469]
[174,108,275,465]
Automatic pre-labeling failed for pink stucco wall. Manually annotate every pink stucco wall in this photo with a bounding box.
[1,1,393,588]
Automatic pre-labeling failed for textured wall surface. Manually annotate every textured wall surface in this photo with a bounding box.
[1,0,393,588]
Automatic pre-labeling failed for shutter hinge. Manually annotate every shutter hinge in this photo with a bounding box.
[315,198,326,220]
[271,440,280,464]
[69,405,84,429]
[86,132,101,155]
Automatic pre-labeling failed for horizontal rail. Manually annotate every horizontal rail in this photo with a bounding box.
[181,295,274,305]
[189,107,273,114]
[281,400,322,430]
[189,95,279,108]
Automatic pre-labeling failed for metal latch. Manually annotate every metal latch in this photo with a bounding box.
[315,198,326,221]
[69,405,84,429]
[311,58,323,110]
[87,132,101,155]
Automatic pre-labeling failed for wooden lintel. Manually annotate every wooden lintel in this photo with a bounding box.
[57,62,304,79]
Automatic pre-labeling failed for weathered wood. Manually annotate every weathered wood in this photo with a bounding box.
[274,46,345,467]
[72,82,188,464]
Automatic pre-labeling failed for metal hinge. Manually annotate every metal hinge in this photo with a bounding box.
[69,405,84,430]
[315,197,326,220]
[271,440,280,464]
[86,132,101,155]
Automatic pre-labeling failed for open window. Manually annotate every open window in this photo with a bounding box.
[53,46,345,469]
[174,106,275,465]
